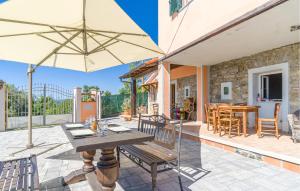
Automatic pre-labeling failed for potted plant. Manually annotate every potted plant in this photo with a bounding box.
[121,98,131,115]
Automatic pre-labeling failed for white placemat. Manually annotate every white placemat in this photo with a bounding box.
[70,129,95,137]
[65,124,84,129]
[109,126,131,132]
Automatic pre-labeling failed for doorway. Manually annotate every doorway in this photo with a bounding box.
[248,63,289,131]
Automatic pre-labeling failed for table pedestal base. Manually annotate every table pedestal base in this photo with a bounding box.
[63,150,96,185]
[95,147,119,191]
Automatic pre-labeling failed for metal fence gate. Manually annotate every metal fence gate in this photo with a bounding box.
[6,84,73,129]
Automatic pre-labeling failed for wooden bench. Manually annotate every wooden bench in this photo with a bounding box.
[0,155,39,191]
[118,115,177,190]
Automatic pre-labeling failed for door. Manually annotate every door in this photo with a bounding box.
[171,84,176,108]
[248,63,289,131]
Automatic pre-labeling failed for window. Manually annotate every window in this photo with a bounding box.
[169,0,182,16]
[184,86,190,98]
[260,73,282,101]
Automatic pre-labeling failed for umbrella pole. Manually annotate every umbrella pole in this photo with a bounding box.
[26,65,33,149]
[177,108,184,190]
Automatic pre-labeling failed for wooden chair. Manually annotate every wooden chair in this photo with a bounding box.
[184,97,195,121]
[119,117,176,190]
[257,103,280,139]
[205,104,215,131]
[0,155,39,191]
[152,103,159,115]
[217,107,241,138]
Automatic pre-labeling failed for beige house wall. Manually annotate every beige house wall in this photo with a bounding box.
[158,0,269,53]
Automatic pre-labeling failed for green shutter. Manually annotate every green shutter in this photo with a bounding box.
[169,0,182,16]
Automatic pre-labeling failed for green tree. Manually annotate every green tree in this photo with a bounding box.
[118,61,147,95]
[103,90,112,96]
[83,85,99,93]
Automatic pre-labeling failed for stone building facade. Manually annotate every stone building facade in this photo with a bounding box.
[176,75,197,105]
[209,43,300,114]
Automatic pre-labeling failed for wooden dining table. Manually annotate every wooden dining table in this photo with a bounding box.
[215,105,260,137]
[62,124,154,191]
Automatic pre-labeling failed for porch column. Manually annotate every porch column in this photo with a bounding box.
[157,62,170,118]
[197,65,209,123]
[96,90,101,121]
[0,83,5,132]
[73,87,82,123]
[131,78,137,117]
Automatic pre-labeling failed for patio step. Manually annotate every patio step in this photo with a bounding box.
[173,123,300,174]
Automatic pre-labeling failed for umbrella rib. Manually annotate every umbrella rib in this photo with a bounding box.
[86,29,147,37]
[50,26,84,53]
[0,18,81,30]
[91,31,165,55]
[56,52,83,55]
[0,18,147,37]
[87,33,125,64]
[0,29,77,38]
[37,34,82,54]
[88,40,119,54]
[82,0,88,54]
[88,33,121,54]
[32,30,82,71]
[84,56,88,72]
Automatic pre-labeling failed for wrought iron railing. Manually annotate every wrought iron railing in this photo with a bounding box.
[6,84,73,129]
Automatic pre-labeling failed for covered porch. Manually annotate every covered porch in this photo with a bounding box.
[156,0,300,173]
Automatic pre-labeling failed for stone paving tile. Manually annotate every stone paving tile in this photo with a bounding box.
[1,118,300,191]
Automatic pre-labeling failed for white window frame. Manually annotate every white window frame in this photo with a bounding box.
[258,71,282,101]
[184,85,190,99]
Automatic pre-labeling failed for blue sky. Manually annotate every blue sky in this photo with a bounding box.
[0,0,158,94]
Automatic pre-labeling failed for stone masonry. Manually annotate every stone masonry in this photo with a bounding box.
[176,75,197,105]
[209,43,300,114]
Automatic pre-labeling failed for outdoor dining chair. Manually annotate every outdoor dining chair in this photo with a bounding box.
[217,107,241,138]
[205,104,216,132]
[257,103,281,139]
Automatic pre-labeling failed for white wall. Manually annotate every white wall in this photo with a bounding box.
[7,114,72,129]
[159,0,269,53]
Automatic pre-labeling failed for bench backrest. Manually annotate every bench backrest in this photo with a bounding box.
[0,155,39,191]
[139,119,176,150]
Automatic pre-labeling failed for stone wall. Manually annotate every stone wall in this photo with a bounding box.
[176,75,197,105]
[209,43,300,114]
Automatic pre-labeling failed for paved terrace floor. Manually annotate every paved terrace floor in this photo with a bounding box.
[180,121,300,164]
[0,117,299,191]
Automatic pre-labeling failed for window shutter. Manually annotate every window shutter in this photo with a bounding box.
[177,0,182,11]
[169,0,182,16]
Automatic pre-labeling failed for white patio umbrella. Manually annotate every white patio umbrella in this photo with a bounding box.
[0,0,164,148]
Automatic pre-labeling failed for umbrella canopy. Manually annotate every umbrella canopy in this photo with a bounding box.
[0,0,164,72]
[0,0,164,149]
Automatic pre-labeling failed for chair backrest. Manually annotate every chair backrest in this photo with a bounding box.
[204,104,209,121]
[217,106,233,123]
[139,119,176,150]
[274,103,280,119]
[153,103,159,115]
